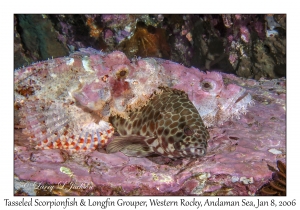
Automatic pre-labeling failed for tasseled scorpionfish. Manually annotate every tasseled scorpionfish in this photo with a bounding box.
[14,48,252,157]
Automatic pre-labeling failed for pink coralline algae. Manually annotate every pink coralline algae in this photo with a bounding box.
[14,48,285,195]
[240,26,250,43]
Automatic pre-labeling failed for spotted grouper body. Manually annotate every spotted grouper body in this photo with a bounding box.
[107,87,209,158]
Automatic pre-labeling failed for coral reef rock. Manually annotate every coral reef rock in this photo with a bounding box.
[14,14,286,79]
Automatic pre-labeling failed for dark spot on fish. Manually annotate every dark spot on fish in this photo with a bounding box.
[148,110,154,119]
[178,122,185,129]
[157,127,164,135]
[160,95,171,104]
[168,136,175,143]
[143,105,151,114]
[170,128,177,135]
[149,121,155,132]
[141,117,148,125]
[127,123,132,130]
[153,101,162,108]
[229,136,239,140]
[151,99,161,107]
[185,137,191,142]
[131,112,137,119]
[154,112,161,120]
[161,137,168,148]
[172,102,181,109]
[171,114,179,121]
[119,118,126,125]
[137,118,143,126]
[192,113,199,118]
[158,120,165,126]
[142,125,147,134]
[163,128,170,136]
[165,119,172,126]
[194,132,201,138]
[169,122,177,129]
[186,115,193,120]
[133,120,138,128]
[179,117,185,123]
[176,132,183,138]
[184,126,194,136]
[174,142,181,150]
[180,109,190,116]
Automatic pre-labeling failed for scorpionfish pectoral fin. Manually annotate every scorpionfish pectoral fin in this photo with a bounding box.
[106,135,157,157]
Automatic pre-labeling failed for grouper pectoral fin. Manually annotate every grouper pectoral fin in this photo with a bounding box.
[106,135,157,157]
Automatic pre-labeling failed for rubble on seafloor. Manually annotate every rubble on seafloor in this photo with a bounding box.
[14,71,286,195]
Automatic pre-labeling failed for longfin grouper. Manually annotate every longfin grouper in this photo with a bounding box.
[107,87,209,158]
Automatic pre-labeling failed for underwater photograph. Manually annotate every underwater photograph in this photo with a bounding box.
[14,14,286,196]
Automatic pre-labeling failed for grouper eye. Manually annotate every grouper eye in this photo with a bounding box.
[184,126,194,136]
